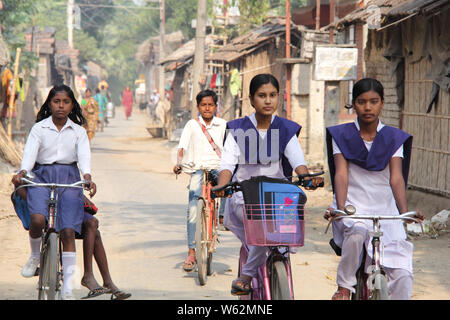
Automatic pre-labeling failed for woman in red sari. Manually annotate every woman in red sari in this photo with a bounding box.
[121,85,133,120]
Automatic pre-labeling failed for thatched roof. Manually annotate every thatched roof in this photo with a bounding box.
[159,35,214,70]
[136,30,185,63]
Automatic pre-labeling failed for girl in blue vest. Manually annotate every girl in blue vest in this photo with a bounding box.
[215,74,322,295]
[12,84,97,300]
[324,78,423,300]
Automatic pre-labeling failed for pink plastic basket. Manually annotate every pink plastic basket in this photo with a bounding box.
[243,204,305,247]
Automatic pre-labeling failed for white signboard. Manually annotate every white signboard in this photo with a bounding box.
[314,46,358,81]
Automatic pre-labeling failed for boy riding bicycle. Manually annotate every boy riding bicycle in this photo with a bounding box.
[173,90,227,272]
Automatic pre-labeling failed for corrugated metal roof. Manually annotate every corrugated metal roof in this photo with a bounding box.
[328,0,448,30]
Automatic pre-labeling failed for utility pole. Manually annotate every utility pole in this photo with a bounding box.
[67,0,74,48]
[285,0,291,120]
[191,0,207,118]
[159,0,166,104]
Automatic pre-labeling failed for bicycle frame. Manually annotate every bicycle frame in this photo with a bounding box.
[16,177,86,300]
[326,209,423,300]
[238,245,294,300]
[199,170,218,252]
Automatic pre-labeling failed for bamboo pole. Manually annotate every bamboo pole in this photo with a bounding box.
[8,47,21,139]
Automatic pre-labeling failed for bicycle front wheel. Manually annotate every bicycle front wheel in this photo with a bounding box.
[270,261,292,300]
[38,232,60,300]
[195,199,208,286]
[370,273,389,300]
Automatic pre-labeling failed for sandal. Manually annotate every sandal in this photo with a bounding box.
[183,255,196,272]
[110,290,132,300]
[331,287,350,300]
[231,277,251,296]
[81,287,107,299]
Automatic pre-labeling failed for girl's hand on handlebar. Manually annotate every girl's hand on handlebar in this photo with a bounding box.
[11,171,26,187]
[304,176,324,190]
[83,175,97,198]
[173,164,182,175]
[323,207,336,221]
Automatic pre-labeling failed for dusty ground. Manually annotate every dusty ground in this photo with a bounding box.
[0,107,448,300]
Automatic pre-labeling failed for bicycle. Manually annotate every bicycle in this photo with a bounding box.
[325,205,423,300]
[179,163,221,286]
[14,174,88,300]
[212,172,324,300]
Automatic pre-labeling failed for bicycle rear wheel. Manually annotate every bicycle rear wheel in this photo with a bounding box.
[38,232,60,300]
[270,261,292,300]
[195,199,208,286]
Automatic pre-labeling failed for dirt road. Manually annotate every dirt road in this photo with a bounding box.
[0,107,448,300]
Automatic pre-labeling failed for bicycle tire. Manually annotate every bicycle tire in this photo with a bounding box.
[207,252,213,276]
[38,233,59,300]
[195,199,208,286]
[371,273,389,300]
[270,261,292,300]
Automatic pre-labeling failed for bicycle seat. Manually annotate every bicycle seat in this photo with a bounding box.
[329,238,342,256]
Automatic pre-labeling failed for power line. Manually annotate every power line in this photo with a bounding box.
[74,3,160,10]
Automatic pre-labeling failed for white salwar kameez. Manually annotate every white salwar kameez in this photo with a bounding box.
[220,114,306,278]
[330,120,414,299]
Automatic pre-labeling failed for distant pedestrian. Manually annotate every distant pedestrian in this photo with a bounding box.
[122,85,133,120]
[81,88,99,141]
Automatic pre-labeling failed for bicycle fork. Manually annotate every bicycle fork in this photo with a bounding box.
[366,218,387,298]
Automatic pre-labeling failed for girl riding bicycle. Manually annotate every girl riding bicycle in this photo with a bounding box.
[324,78,423,300]
[11,84,96,300]
[214,73,322,296]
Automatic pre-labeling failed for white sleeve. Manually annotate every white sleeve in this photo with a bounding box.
[20,126,41,173]
[77,128,91,176]
[392,145,404,158]
[177,120,193,150]
[332,138,342,155]
[284,135,307,169]
[219,132,239,174]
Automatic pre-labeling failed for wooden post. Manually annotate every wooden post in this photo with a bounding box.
[315,0,321,30]
[286,0,291,120]
[329,0,335,43]
[8,47,21,139]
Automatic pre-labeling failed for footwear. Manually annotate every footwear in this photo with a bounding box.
[231,277,252,296]
[110,290,132,300]
[61,292,76,300]
[81,287,107,299]
[21,256,40,278]
[332,287,351,300]
[182,255,196,272]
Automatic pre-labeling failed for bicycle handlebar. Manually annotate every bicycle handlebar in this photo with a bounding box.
[324,210,424,234]
[211,171,325,199]
[15,177,88,192]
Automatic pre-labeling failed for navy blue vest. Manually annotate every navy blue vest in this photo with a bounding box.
[226,115,301,181]
[326,122,413,192]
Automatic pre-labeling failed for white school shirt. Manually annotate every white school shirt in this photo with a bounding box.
[220,113,307,204]
[20,116,91,176]
[178,116,227,170]
[331,119,413,272]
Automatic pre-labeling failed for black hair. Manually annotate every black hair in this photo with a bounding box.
[249,74,280,97]
[196,89,218,106]
[95,88,100,93]
[36,84,86,125]
[352,78,384,102]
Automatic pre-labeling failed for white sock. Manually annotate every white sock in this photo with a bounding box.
[61,252,77,295]
[29,236,41,259]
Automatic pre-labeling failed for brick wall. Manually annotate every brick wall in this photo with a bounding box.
[364,30,401,128]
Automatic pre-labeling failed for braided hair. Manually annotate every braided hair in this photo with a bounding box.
[36,84,86,125]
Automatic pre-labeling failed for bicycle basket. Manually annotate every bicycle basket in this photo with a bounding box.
[243,204,305,246]
[239,176,307,247]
